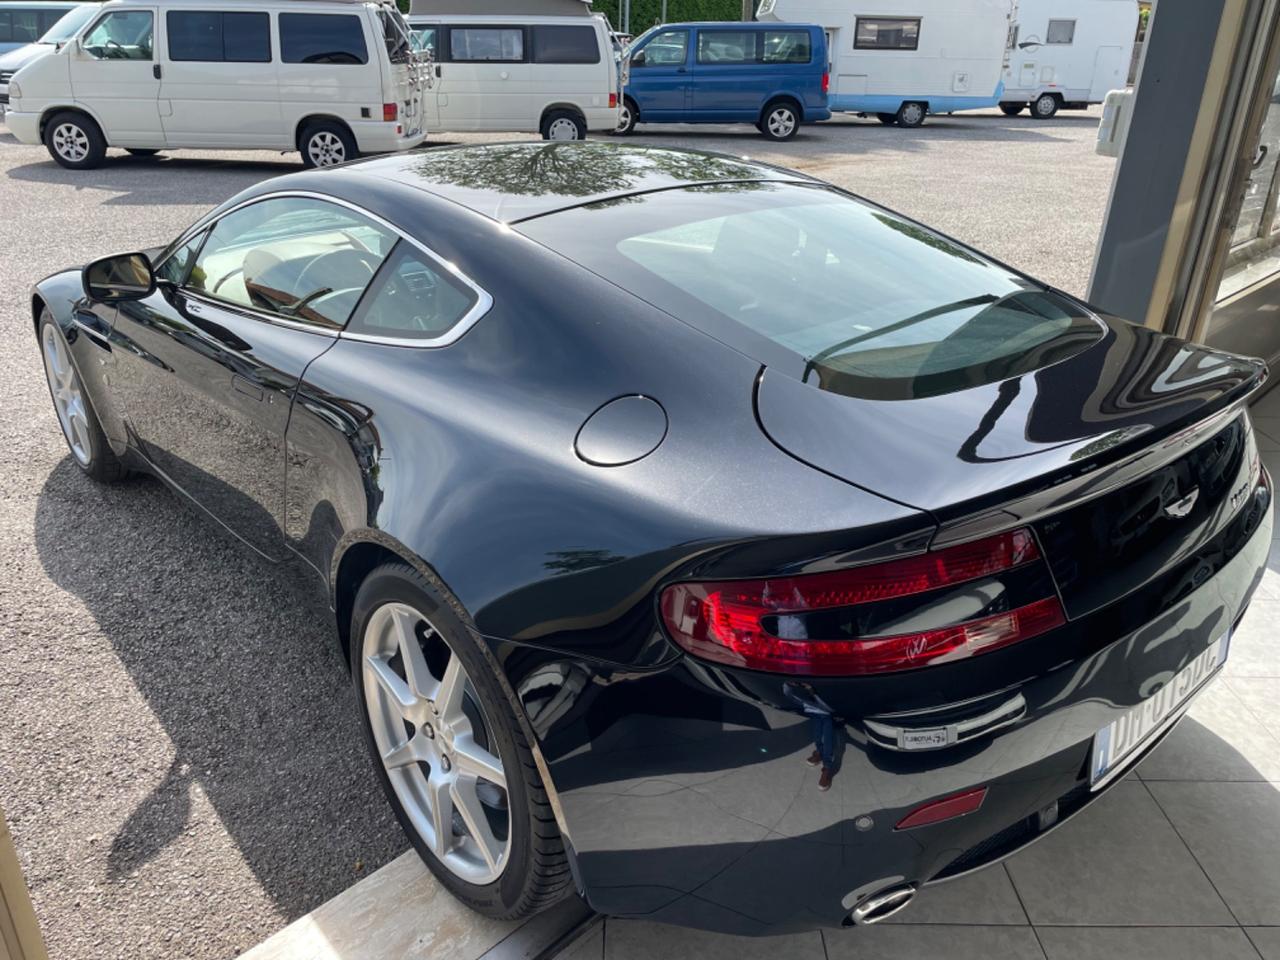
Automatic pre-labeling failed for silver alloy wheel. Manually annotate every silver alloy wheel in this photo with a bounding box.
[362,602,510,885]
[1035,94,1056,117]
[41,323,92,466]
[52,122,89,163]
[615,103,632,133]
[547,117,582,140]
[899,103,924,126]
[767,106,797,138]
[307,130,347,166]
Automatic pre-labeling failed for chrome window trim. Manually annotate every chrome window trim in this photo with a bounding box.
[179,289,341,339]
[155,189,494,348]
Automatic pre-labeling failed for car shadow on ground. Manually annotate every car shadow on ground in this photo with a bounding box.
[32,455,405,920]
[5,152,299,206]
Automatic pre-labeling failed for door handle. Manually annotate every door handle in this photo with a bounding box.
[153,63,161,80]
[676,67,687,73]
[434,64,441,78]
[232,374,264,402]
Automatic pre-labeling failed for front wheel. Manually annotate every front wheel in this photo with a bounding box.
[614,99,637,135]
[760,100,800,140]
[43,111,106,170]
[542,109,587,141]
[39,313,126,482]
[352,563,570,918]
[896,101,927,128]
[300,120,357,168]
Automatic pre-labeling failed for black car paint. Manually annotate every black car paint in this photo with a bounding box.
[32,142,1272,935]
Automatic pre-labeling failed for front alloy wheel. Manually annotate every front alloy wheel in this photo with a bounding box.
[362,601,511,884]
[41,321,92,467]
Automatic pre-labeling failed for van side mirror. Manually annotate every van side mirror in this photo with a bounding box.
[83,253,156,302]
[630,49,645,66]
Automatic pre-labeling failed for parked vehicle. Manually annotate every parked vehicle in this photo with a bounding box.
[757,0,1012,126]
[1001,0,1140,119]
[618,20,829,139]
[5,0,428,169]
[406,12,617,139]
[31,140,1272,934]
[0,1,75,53]
[0,2,95,113]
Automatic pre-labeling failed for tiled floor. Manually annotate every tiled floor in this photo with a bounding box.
[552,389,1280,959]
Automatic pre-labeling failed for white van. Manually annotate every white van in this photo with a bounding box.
[406,13,618,139]
[1000,0,1139,119]
[5,0,429,168]
[757,0,1013,127]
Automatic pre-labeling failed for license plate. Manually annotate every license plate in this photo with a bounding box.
[1090,631,1230,788]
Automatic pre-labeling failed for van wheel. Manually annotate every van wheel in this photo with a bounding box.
[614,99,637,135]
[300,120,357,168]
[1031,93,1059,119]
[999,102,1025,117]
[760,99,800,140]
[542,110,587,141]
[125,148,161,157]
[876,113,897,125]
[44,111,106,170]
[895,101,927,128]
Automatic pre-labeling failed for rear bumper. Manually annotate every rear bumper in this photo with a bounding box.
[583,105,621,132]
[524,480,1271,935]
[350,119,427,155]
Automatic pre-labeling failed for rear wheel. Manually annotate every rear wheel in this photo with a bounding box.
[999,102,1025,117]
[895,101,927,128]
[542,109,587,141]
[39,312,126,483]
[352,563,569,918]
[876,112,898,125]
[43,111,106,170]
[300,120,357,168]
[1031,93,1060,119]
[760,99,800,140]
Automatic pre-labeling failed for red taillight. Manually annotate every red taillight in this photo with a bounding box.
[658,528,1064,676]
[895,788,988,830]
[609,92,618,108]
[821,71,829,94]
[383,102,398,122]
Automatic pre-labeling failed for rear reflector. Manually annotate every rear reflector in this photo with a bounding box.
[895,788,987,830]
[383,102,398,122]
[609,92,618,108]
[658,528,1065,676]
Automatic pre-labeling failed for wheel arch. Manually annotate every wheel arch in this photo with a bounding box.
[39,103,107,144]
[294,113,354,151]
[761,93,804,122]
[539,102,587,127]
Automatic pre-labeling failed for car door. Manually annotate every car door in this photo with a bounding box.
[69,6,164,143]
[107,194,398,560]
[438,24,528,131]
[690,27,760,121]
[627,27,690,120]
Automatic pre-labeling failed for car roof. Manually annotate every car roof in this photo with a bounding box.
[347,141,812,224]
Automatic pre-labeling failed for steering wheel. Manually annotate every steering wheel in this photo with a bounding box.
[295,248,382,298]
[104,38,127,59]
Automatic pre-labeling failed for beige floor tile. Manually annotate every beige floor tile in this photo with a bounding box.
[1037,926,1260,960]
[1139,680,1280,781]
[824,924,1044,960]
[1225,602,1280,678]
[1228,678,1280,740]
[1248,926,1280,959]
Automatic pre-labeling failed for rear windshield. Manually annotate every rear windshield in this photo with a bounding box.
[518,182,1103,400]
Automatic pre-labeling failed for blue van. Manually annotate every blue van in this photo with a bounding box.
[619,22,829,140]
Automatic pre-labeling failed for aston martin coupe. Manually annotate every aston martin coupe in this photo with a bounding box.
[32,142,1272,933]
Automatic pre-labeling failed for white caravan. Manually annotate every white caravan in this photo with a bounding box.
[5,0,429,169]
[1001,0,1139,118]
[406,4,618,139]
[757,0,1013,126]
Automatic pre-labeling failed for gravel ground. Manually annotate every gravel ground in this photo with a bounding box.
[0,107,1113,960]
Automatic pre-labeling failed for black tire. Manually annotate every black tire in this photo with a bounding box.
[299,119,358,168]
[895,101,927,128]
[876,112,898,125]
[1030,93,1060,119]
[541,108,587,141]
[38,312,127,483]
[43,110,106,170]
[999,102,1025,117]
[351,562,570,919]
[614,97,638,135]
[125,148,161,157]
[759,98,801,141]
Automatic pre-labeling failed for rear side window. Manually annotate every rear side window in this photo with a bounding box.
[167,11,270,63]
[854,17,920,51]
[531,25,599,64]
[763,30,811,63]
[347,243,480,342]
[449,26,523,62]
[280,13,368,65]
[697,30,757,64]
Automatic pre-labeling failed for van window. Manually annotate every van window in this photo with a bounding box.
[81,9,153,60]
[379,7,413,64]
[635,28,686,66]
[0,6,69,44]
[697,30,756,64]
[854,17,920,51]
[167,11,270,63]
[449,27,523,62]
[531,25,599,64]
[347,243,480,341]
[762,30,811,63]
[1046,19,1075,44]
[187,197,397,330]
[280,13,368,65]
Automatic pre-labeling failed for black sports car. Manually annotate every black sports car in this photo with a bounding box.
[32,142,1272,934]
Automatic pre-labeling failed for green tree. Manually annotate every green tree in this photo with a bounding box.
[591,0,744,32]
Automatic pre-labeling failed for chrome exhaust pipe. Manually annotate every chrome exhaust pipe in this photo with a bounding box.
[848,884,917,926]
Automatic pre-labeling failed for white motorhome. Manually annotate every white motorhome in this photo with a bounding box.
[407,0,619,139]
[1001,0,1139,118]
[757,0,1013,126]
[5,0,429,169]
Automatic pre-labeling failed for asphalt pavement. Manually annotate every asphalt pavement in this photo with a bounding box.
[0,108,1114,960]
